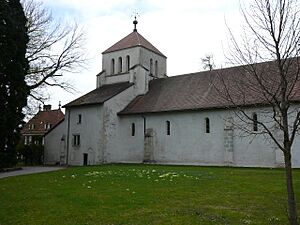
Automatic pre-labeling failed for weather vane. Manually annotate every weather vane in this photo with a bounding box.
[131,11,140,32]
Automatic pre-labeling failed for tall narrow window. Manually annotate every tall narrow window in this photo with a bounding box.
[131,123,135,136]
[126,55,130,72]
[155,60,158,77]
[111,59,115,75]
[150,58,153,74]
[78,114,82,124]
[118,57,122,73]
[205,117,210,133]
[253,113,258,131]
[166,121,171,135]
[73,134,80,146]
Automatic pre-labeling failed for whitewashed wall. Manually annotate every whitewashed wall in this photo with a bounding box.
[139,48,167,77]
[44,120,66,165]
[66,106,103,166]
[101,86,144,163]
[117,107,300,168]
[102,48,140,77]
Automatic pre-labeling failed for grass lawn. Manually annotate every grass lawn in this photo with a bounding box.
[0,164,299,225]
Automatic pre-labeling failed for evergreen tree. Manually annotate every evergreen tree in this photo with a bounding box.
[0,0,29,168]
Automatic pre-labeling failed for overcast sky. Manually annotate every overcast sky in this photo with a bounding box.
[41,0,243,111]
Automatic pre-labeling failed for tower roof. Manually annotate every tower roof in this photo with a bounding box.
[102,31,166,58]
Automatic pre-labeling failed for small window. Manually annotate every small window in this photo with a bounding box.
[126,55,130,72]
[150,58,153,74]
[29,136,32,143]
[118,57,122,73]
[155,60,158,77]
[205,117,210,133]
[78,114,82,124]
[253,113,258,131]
[73,134,80,146]
[24,136,28,145]
[111,59,115,75]
[131,123,135,136]
[166,121,171,135]
[44,123,52,130]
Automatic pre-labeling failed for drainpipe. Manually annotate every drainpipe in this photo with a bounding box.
[66,109,71,165]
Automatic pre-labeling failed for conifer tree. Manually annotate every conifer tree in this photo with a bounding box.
[0,0,29,168]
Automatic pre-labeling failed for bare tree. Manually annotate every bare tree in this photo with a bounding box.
[217,0,300,224]
[22,0,86,112]
[201,54,215,71]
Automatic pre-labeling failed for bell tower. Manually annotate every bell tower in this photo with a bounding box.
[96,18,167,95]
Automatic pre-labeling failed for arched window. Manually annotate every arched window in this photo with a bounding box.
[118,57,122,73]
[126,55,130,72]
[111,59,115,75]
[205,117,210,133]
[155,60,158,77]
[150,58,153,74]
[253,113,258,131]
[166,120,171,135]
[131,123,135,136]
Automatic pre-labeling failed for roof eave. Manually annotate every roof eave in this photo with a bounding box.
[102,45,167,58]
[118,100,300,115]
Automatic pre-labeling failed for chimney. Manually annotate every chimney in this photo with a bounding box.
[43,104,51,111]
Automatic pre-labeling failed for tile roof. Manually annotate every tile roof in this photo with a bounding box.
[22,109,64,135]
[119,58,300,114]
[102,31,166,57]
[64,82,133,108]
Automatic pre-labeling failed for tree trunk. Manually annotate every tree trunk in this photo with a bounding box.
[284,150,299,225]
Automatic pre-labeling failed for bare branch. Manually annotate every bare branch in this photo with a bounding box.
[21,0,87,106]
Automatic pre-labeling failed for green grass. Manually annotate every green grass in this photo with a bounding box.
[0,164,299,225]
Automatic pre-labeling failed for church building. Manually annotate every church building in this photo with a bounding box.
[44,19,300,168]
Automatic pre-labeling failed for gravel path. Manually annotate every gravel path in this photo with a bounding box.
[0,166,65,179]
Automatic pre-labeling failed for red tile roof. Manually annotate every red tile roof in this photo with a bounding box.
[119,58,300,114]
[102,31,166,57]
[22,109,64,135]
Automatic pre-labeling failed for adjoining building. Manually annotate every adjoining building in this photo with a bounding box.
[21,104,64,146]
[44,19,300,168]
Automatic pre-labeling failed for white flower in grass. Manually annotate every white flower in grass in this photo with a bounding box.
[152,170,156,173]
[87,186,91,189]
[126,188,130,191]
[62,175,66,178]
[71,175,76,178]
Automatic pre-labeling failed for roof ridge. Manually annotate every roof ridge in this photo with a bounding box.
[135,31,141,45]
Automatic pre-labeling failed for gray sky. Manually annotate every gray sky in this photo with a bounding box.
[41,0,243,111]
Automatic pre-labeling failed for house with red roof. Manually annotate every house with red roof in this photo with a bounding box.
[21,105,64,146]
[44,19,300,167]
